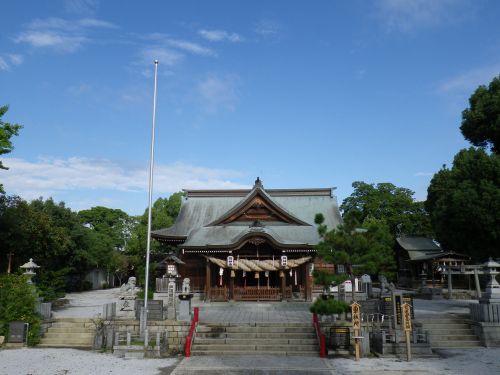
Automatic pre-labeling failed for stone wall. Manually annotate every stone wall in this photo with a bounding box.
[104,319,190,353]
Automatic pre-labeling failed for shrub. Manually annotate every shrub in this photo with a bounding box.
[309,297,350,316]
[0,274,42,345]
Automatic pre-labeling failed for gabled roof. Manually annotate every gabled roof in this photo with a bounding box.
[397,236,470,262]
[207,178,310,226]
[152,178,342,249]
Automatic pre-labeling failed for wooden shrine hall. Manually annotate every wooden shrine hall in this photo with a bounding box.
[152,178,342,302]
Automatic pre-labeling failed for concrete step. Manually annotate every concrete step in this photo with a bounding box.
[431,341,482,348]
[203,326,314,334]
[50,322,95,329]
[192,344,318,352]
[43,332,94,339]
[36,343,92,349]
[45,327,94,334]
[428,334,479,341]
[194,338,318,345]
[426,328,474,335]
[196,332,317,339]
[190,350,319,357]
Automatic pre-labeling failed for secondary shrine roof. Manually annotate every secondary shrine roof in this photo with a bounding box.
[152,178,342,250]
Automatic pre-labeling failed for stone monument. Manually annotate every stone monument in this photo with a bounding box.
[117,277,139,318]
[177,278,193,321]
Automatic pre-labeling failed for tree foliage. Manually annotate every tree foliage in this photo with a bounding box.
[315,214,396,280]
[460,75,500,153]
[426,148,500,261]
[0,105,22,192]
[0,274,42,345]
[340,181,432,237]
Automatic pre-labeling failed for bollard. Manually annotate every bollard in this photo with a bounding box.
[126,332,131,346]
[114,332,120,346]
[144,329,149,349]
[156,332,160,347]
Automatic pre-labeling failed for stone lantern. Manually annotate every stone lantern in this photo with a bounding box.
[480,257,500,304]
[19,258,39,284]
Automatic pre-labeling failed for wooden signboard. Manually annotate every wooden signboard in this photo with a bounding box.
[351,302,362,361]
[401,302,412,361]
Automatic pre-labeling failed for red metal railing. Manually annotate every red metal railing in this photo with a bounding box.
[184,307,199,357]
[312,313,327,358]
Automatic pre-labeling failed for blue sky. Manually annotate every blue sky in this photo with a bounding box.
[1,0,499,215]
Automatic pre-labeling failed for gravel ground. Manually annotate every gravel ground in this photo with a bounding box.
[0,348,179,375]
[1,348,499,374]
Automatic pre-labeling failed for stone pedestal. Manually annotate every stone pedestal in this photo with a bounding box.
[117,296,136,318]
[177,294,193,321]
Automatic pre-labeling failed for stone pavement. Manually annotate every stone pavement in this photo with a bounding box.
[170,355,333,375]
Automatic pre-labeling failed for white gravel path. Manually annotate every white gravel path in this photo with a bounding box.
[0,348,178,375]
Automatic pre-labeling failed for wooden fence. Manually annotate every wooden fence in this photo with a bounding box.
[234,287,281,301]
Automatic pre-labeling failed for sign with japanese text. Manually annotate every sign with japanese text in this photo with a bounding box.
[351,302,361,331]
[402,303,412,332]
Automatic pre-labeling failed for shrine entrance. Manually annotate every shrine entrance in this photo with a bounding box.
[204,254,311,302]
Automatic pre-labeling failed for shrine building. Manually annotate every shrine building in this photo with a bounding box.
[152,178,342,302]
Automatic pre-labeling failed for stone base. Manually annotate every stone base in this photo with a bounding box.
[417,288,443,300]
[470,322,500,347]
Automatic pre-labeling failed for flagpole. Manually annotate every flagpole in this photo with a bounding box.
[143,59,159,335]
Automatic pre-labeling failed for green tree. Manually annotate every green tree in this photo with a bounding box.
[341,181,433,237]
[460,75,500,153]
[315,215,396,280]
[426,148,500,261]
[0,105,22,193]
[126,192,183,285]
[0,274,42,345]
[78,206,132,251]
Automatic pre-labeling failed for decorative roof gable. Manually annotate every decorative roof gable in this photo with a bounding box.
[208,178,310,226]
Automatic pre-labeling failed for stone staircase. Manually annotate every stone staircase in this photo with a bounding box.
[418,315,481,349]
[191,322,319,356]
[38,318,95,349]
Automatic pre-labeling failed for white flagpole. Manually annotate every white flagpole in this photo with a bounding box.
[143,59,159,334]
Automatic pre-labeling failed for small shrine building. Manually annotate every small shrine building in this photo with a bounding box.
[152,178,342,302]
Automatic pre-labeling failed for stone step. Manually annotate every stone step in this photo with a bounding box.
[428,334,479,341]
[196,332,317,339]
[190,350,319,357]
[426,328,474,335]
[198,326,314,334]
[199,322,313,327]
[43,332,94,339]
[431,340,482,348]
[418,323,470,330]
[44,327,94,334]
[50,322,95,329]
[194,337,318,345]
[192,344,318,352]
[36,343,92,349]
[39,339,93,346]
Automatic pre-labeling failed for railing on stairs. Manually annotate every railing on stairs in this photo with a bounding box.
[184,307,199,357]
[312,313,327,358]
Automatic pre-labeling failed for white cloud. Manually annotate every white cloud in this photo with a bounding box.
[64,0,99,16]
[374,0,474,33]
[2,156,248,199]
[0,57,9,71]
[0,54,23,71]
[167,39,215,56]
[254,19,282,38]
[16,31,88,52]
[414,172,433,177]
[438,64,500,94]
[15,17,117,52]
[196,75,239,113]
[199,29,242,43]
[8,54,23,65]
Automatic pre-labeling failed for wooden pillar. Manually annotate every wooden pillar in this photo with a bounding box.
[280,271,286,301]
[447,266,452,299]
[229,271,235,300]
[205,259,211,302]
[305,263,312,302]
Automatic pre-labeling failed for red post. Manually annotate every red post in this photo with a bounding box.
[185,334,191,357]
[319,334,326,358]
[194,307,199,323]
